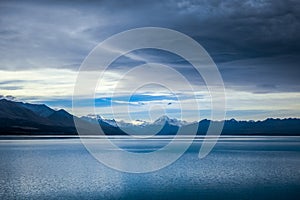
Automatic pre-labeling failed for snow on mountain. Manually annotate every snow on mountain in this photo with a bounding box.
[153,115,189,126]
[81,114,103,124]
[85,114,103,120]
[101,118,118,127]
[81,114,118,127]
[82,114,189,127]
[130,119,149,126]
[114,119,150,128]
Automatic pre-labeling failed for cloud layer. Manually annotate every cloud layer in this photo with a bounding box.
[0,0,299,120]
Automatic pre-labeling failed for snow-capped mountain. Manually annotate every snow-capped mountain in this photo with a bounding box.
[2,98,300,136]
[130,119,149,126]
[80,114,103,124]
[153,115,189,127]
[81,114,118,127]
[82,114,189,127]
[101,118,118,127]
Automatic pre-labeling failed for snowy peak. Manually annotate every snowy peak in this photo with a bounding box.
[101,118,118,127]
[1,99,300,136]
[81,114,103,124]
[153,115,188,126]
[153,115,170,125]
[81,114,118,127]
[82,114,189,127]
[85,114,103,120]
[131,119,149,126]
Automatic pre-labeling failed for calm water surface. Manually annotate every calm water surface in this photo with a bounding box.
[0,136,300,199]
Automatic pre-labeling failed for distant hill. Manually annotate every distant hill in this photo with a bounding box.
[0,99,77,134]
[0,99,125,135]
[0,99,300,136]
[195,118,300,136]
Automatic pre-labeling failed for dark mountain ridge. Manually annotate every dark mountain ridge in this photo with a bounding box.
[0,99,300,136]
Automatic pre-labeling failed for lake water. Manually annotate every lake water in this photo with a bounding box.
[1,136,300,199]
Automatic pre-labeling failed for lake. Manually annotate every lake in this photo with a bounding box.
[1,136,300,199]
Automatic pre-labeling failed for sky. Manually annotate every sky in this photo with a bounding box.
[0,0,299,121]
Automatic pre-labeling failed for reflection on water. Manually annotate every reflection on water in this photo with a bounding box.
[0,136,300,199]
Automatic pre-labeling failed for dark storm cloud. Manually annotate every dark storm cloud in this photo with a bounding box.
[0,0,299,93]
[219,54,300,93]
[77,0,300,61]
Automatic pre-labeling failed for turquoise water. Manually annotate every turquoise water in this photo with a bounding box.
[1,136,300,199]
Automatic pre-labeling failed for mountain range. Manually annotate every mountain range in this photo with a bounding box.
[0,98,300,136]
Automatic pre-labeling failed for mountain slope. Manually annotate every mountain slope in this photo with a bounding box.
[48,109,75,127]
[0,99,53,125]
[1,99,300,136]
[0,99,77,134]
[18,102,55,117]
